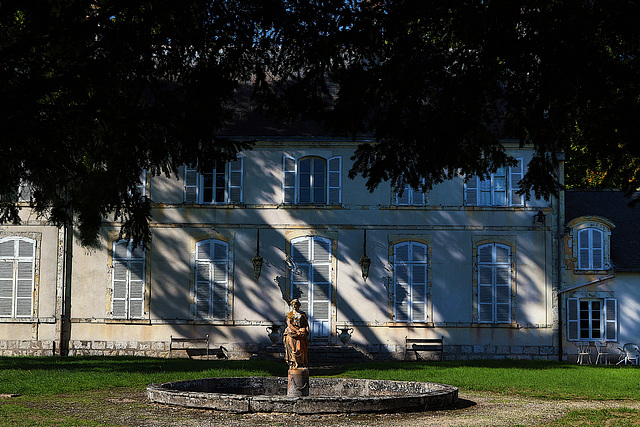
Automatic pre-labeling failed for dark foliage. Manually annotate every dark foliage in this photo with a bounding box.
[2,0,639,247]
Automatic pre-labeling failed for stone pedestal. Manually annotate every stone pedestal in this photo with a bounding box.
[287,367,309,397]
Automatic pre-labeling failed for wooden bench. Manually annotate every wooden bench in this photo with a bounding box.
[405,336,444,361]
[169,335,210,359]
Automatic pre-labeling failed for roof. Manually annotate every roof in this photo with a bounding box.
[565,190,640,271]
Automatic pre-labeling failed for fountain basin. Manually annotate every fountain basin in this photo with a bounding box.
[146,377,458,414]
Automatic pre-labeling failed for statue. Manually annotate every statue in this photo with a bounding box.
[283,299,309,369]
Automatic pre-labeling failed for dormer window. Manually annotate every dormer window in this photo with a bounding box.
[578,228,603,270]
[567,216,614,272]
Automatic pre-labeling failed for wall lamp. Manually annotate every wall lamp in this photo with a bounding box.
[533,210,546,225]
[359,229,371,281]
[252,228,263,280]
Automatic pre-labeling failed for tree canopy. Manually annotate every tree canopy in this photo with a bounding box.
[2,0,639,247]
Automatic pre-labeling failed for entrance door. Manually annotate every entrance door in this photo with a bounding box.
[290,236,332,340]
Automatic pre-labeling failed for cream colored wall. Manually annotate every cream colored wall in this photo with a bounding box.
[0,224,61,341]
[59,140,557,350]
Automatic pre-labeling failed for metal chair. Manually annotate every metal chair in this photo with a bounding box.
[616,343,640,365]
[575,341,592,365]
[595,341,610,365]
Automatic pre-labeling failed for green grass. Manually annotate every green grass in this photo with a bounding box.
[329,360,640,400]
[0,403,103,427]
[0,356,286,396]
[2,357,640,426]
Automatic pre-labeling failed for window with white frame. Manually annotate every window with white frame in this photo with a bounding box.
[0,237,35,318]
[477,243,512,323]
[283,155,341,205]
[465,159,524,206]
[111,240,145,319]
[395,182,426,206]
[578,228,603,270]
[393,241,428,322]
[136,170,146,197]
[195,239,229,319]
[567,298,617,341]
[290,236,333,339]
[184,157,243,204]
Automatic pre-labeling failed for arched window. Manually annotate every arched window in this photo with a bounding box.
[578,228,603,270]
[393,241,428,322]
[195,239,229,319]
[112,240,145,319]
[0,237,35,318]
[283,155,341,205]
[290,236,332,339]
[477,243,511,323]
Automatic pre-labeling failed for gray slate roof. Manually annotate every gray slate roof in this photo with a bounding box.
[565,190,640,271]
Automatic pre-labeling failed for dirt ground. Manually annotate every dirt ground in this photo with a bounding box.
[10,388,640,427]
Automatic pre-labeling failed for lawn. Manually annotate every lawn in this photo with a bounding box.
[1,357,639,426]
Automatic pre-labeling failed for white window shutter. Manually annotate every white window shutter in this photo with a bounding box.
[493,167,507,206]
[578,229,590,269]
[195,240,229,320]
[567,298,579,341]
[112,240,145,319]
[509,158,524,206]
[128,260,145,318]
[184,165,199,203]
[604,298,617,341]
[291,237,312,318]
[396,185,410,206]
[112,260,128,318]
[413,187,426,206]
[228,156,243,204]
[0,261,13,317]
[592,230,603,270]
[478,266,493,323]
[465,176,478,206]
[328,156,341,205]
[495,266,511,323]
[136,170,146,197]
[283,156,296,204]
[195,260,211,319]
[15,260,33,317]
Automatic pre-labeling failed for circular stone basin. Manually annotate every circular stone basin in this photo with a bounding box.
[146,377,458,414]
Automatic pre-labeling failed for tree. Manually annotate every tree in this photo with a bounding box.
[3,1,639,248]
[0,0,265,246]
[261,0,640,200]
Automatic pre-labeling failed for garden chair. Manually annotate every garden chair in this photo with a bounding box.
[575,341,592,365]
[595,341,609,365]
[616,343,640,365]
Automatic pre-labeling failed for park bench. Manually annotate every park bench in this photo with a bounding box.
[169,334,210,359]
[405,336,444,361]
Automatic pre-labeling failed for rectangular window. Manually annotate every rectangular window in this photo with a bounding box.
[291,236,332,339]
[567,298,617,341]
[477,243,511,324]
[465,159,524,207]
[395,183,426,206]
[393,242,428,322]
[0,238,35,318]
[112,240,145,319]
[184,157,243,204]
[195,239,229,319]
[282,155,341,205]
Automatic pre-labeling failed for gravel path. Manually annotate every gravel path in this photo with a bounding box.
[16,389,640,426]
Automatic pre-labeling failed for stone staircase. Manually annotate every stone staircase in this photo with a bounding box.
[253,344,372,365]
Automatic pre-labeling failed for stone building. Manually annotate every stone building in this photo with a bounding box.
[0,128,571,361]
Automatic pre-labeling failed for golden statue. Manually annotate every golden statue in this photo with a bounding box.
[283,299,309,368]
